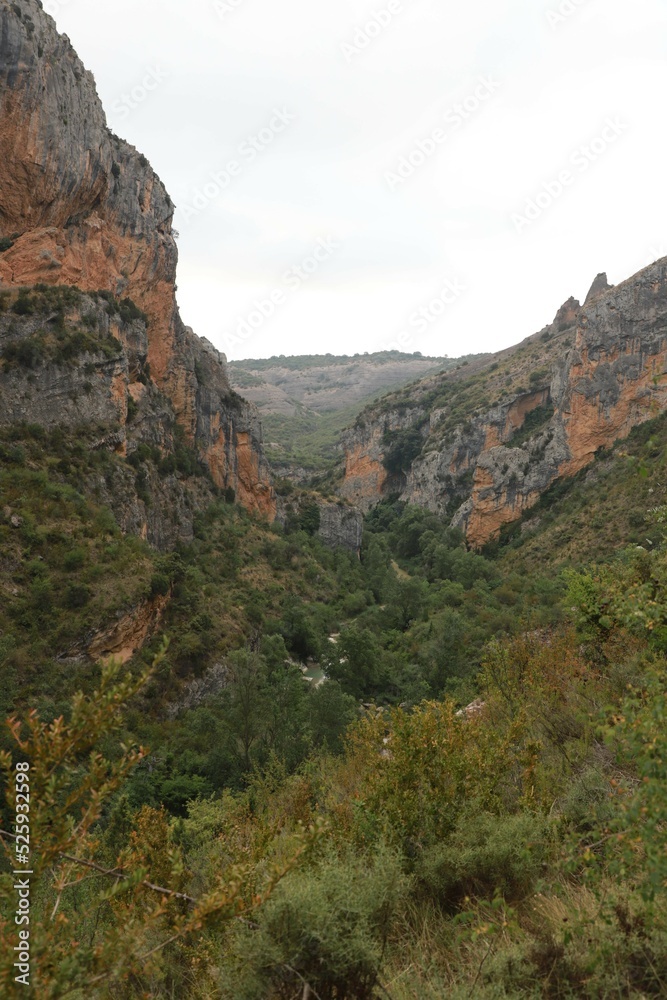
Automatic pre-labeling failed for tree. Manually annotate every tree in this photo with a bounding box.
[226,649,271,772]
[325,627,384,700]
[0,652,311,997]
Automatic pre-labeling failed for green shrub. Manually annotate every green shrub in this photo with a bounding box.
[416,809,549,906]
[228,847,408,1000]
[118,297,148,325]
[63,547,86,572]
[64,583,92,609]
[150,573,171,597]
[2,337,43,368]
[383,425,425,476]
[299,499,321,536]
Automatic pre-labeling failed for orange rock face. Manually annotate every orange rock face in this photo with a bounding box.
[464,468,542,549]
[343,445,388,504]
[482,390,550,451]
[0,0,274,518]
[203,422,276,520]
[88,594,170,665]
[234,432,278,519]
[340,260,667,547]
[558,343,667,480]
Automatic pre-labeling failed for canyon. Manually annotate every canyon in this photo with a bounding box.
[2,1,667,555]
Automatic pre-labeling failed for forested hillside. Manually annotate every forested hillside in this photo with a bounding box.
[3,373,667,996]
[2,3,667,997]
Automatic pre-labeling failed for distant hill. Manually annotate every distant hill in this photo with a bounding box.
[228,351,485,475]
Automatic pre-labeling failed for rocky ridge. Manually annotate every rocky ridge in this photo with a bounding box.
[340,262,667,546]
[0,0,274,518]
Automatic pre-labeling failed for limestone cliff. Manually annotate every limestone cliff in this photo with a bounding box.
[0,287,223,549]
[0,0,274,517]
[276,491,363,553]
[340,259,667,546]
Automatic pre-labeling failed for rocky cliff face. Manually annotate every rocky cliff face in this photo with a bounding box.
[276,491,363,553]
[0,0,274,518]
[0,287,223,549]
[340,260,667,546]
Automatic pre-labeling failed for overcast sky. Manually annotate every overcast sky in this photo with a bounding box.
[50,0,667,361]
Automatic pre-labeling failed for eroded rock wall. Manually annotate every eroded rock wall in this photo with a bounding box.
[0,0,275,518]
[341,261,667,546]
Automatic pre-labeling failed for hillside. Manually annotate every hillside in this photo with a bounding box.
[4,2,667,998]
[228,351,483,476]
[228,351,470,417]
[338,268,667,546]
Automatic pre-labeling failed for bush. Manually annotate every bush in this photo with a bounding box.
[417,809,549,906]
[382,426,425,476]
[150,573,171,598]
[2,337,43,368]
[12,289,34,315]
[299,499,321,536]
[118,297,148,325]
[64,583,92,609]
[63,548,86,572]
[228,847,408,1000]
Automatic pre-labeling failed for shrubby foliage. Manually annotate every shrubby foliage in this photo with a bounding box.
[5,407,667,994]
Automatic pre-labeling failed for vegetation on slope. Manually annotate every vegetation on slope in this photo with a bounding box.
[352,320,575,458]
[262,402,375,474]
[229,351,482,476]
[230,350,449,372]
[4,518,667,996]
[3,337,667,996]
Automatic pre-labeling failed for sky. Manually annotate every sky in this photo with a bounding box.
[48,0,667,361]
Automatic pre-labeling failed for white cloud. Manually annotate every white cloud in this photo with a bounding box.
[51,0,667,359]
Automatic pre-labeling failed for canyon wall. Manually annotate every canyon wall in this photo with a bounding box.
[340,263,667,546]
[0,0,275,518]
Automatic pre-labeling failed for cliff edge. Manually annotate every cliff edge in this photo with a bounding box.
[340,261,667,546]
[0,0,275,517]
